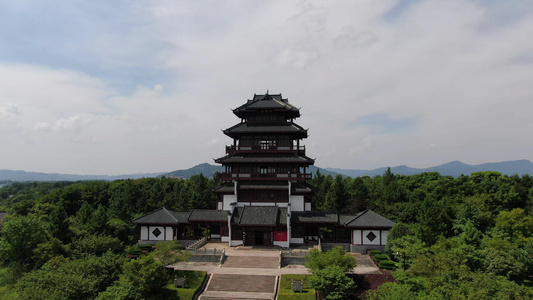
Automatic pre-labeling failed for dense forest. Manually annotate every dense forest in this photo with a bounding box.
[0,170,532,299]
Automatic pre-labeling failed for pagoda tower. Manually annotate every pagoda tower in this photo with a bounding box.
[214,93,315,212]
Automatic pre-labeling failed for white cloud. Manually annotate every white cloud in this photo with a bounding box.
[1,0,533,174]
[0,103,19,119]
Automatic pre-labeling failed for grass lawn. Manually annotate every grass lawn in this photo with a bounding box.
[278,274,316,300]
[155,270,207,300]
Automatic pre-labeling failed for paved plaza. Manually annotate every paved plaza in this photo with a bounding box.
[170,242,381,299]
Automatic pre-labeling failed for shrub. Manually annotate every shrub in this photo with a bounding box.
[369,250,382,256]
[139,244,154,251]
[127,248,141,256]
[379,260,396,270]
[374,254,390,262]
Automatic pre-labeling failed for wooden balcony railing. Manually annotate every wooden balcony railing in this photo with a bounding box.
[226,145,305,155]
[217,172,312,182]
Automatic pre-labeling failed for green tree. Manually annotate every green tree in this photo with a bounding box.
[70,234,124,258]
[323,175,349,211]
[98,255,169,300]
[87,205,109,234]
[32,237,68,269]
[305,246,357,273]
[415,198,454,245]
[47,205,70,242]
[494,208,533,246]
[365,282,417,300]
[459,221,483,247]
[151,240,190,266]
[16,252,125,300]
[308,265,355,300]
[346,177,369,213]
[0,215,48,271]
[305,247,357,299]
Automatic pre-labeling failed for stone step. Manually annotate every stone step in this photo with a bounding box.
[200,291,273,299]
[207,274,276,293]
[222,256,279,269]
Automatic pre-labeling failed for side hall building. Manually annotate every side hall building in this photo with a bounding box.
[132,93,394,252]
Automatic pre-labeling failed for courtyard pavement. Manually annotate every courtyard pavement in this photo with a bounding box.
[169,242,381,299]
[169,242,382,276]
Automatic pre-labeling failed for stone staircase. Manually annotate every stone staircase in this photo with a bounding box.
[199,274,277,300]
[221,256,279,269]
[197,251,281,299]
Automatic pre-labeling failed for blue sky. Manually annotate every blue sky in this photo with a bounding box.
[1,0,533,175]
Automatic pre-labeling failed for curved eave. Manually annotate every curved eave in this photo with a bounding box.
[215,155,315,165]
[232,94,300,115]
[132,221,188,225]
[222,123,308,139]
[233,109,301,119]
[344,225,394,229]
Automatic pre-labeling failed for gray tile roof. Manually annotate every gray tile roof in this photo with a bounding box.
[291,211,339,223]
[233,94,300,115]
[232,206,281,225]
[130,207,393,230]
[215,154,314,164]
[132,207,190,225]
[291,182,315,194]
[212,183,235,193]
[339,214,357,225]
[223,123,308,138]
[239,183,289,190]
[343,210,395,228]
[189,209,229,222]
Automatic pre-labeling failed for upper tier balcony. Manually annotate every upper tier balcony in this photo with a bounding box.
[226,145,305,155]
[217,172,312,182]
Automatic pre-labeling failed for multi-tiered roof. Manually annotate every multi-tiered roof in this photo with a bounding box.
[214,93,315,204]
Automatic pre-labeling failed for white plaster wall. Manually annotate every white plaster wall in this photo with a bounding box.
[362,230,380,245]
[165,227,173,240]
[141,226,149,240]
[353,230,362,245]
[274,241,289,248]
[149,226,165,241]
[304,203,311,211]
[290,195,304,211]
[221,236,229,242]
[290,237,304,244]
[381,230,389,246]
[217,202,223,210]
[223,195,237,210]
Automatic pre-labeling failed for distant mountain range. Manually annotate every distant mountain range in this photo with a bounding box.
[0,170,167,182]
[326,159,533,178]
[1,160,532,182]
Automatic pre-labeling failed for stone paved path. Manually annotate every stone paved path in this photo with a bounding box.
[352,253,382,274]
